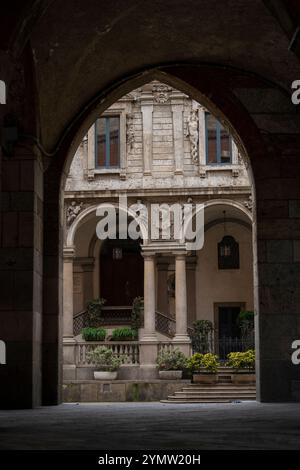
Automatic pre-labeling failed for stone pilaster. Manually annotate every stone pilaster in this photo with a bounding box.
[63,247,76,380]
[141,95,153,176]
[171,103,184,174]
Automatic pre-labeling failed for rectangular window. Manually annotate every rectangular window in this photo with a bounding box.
[95,116,120,168]
[205,113,232,164]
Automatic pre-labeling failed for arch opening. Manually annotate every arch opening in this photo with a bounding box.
[60,72,257,400]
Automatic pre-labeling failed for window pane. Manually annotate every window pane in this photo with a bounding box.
[220,124,231,164]
[96,118,106,167]
[206,113,217,164]
[109,117,120,167]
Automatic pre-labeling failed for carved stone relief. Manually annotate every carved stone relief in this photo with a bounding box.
[186,108,199,163]
[66,201,84,226]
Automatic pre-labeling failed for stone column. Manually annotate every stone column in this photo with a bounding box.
[63,247,75,338]
[139,253,158,379]
[142,254,157,340]
[173,253,191,356]
[63,247,76,380]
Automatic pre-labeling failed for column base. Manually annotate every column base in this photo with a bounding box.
[172,336,191,356]
[63,364,76,381]
[138,365,159,380]
[173,334,191,342]
[140,334,158,342]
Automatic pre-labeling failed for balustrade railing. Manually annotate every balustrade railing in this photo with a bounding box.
[76,341,140,366]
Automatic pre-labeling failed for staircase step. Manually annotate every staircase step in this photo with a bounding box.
[163,381,256,404]
[162,398,255,403]
[182,385,256,389]
[175,391,255,396]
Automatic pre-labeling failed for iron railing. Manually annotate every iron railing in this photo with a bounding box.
[155,311,176,338]
[73,306,133,336]
[192,336,254,360]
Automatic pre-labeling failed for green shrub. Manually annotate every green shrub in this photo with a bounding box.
[156,349,187,371]
[186,353,204,372]
[227,349,255,371]
[86,346,121,371]
[201,353,219,373]
[131,296,144,330]
[111,327,138,341]
[190,320,214,353]
[86,298,106,327]
[187,352,219,373]
[81,327,106,341]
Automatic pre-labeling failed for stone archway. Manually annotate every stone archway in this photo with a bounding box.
[40,64,298,405]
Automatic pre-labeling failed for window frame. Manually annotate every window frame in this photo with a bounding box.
[95,115,121,169]
[205,112,232,165]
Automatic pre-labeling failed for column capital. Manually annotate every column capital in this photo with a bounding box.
[175,253,187,261]
[63,246,75,260]
[141,251,156,259]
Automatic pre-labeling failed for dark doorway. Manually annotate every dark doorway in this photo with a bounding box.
[100,238,143,306]
[218,306,241,339]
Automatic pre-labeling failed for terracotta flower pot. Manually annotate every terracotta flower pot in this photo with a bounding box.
[232,371,255,384]
[193,373,217,384]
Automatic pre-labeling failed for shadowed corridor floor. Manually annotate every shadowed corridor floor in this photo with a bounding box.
[0,402,300,450]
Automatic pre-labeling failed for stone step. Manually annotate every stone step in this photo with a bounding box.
[162,398,256,403]
[163,381,256,404]
[182,386,256,393]
[175,390,256,396]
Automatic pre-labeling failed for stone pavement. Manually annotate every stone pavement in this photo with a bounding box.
[0,402,300,450]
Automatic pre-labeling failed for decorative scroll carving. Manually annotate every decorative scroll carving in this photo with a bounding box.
[152,83,172,103]
[66,201,83,225]
[186,108,199,163]
[126,113,135,151]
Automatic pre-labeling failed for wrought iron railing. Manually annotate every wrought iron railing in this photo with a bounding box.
[155,311,176,338]
[73,306,133,336]
[76,341,140,366]
[192,336,255,360]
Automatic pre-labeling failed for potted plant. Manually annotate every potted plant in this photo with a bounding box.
[226,349,255,384]
[81,327,106,342]
[156,348,187,379]
[86,346,122,380]
[187,352,219,384]
[111,327,138,341]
